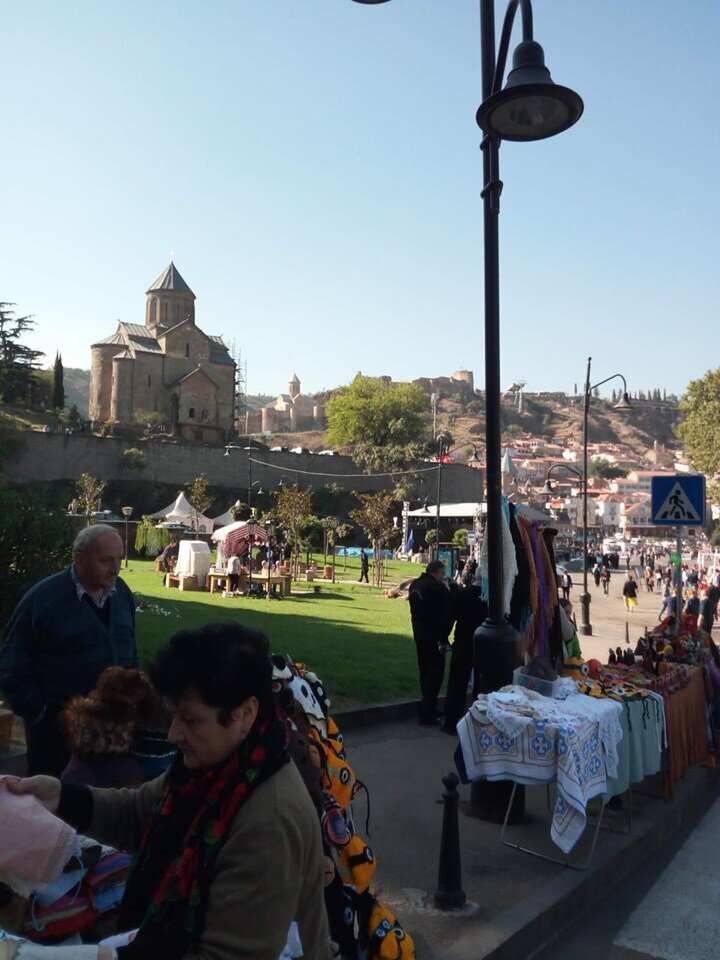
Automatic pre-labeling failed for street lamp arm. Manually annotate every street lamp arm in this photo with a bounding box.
[547,462,583,482]
[589,373,628,395]
[493,0,534,94]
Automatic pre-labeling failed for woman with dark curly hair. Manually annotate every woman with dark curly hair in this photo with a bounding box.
[7,623,330,960]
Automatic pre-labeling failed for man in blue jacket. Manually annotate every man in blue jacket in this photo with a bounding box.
[0,524,138,776]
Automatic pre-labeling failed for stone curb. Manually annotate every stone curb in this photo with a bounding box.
[443,765,720,960]
[333,696,446,732]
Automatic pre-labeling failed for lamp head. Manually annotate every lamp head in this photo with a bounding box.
[121,506,133,518]
[614,392,632,411]
[541,480,554,496]
[477,40,583,142]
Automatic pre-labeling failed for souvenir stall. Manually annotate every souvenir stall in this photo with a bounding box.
[456,496,717,865]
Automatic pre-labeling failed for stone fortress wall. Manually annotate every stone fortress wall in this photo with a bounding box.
[5,432,484,502]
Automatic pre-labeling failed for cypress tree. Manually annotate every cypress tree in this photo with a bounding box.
[52,351,65,410]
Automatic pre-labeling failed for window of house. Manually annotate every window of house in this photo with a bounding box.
[201,409,206,420]
[189,407,195,419]
[185,343,190,358]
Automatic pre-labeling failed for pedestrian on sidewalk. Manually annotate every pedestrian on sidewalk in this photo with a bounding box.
[623,574,639,612]
[440,579,488,734]
[358,547,369,583]
[560,570,573,600]
[601,564,611,595]
[408,560,452,726]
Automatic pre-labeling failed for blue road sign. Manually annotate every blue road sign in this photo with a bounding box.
[651,474,706,526]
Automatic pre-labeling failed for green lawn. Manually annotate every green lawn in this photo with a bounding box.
[124,559,422,708]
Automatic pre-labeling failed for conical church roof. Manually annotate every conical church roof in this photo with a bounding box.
[146,262,195,297]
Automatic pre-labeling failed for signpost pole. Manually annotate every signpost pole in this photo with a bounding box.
[675,526,683,636]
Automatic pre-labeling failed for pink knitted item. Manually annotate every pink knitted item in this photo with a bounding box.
[0,778,77,885]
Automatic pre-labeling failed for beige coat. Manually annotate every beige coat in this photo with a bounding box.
[88,760,331,960]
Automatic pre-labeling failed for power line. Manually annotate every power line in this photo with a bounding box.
[245,456,441,480]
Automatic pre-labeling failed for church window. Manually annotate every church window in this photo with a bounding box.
[201,409,207,420]
[163,302,168,323]
[176,303,180,323]
[147,374,151,388]
[185,342,190,358]
[189,407,195,419]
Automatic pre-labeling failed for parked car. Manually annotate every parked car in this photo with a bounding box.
[91,509,123,522]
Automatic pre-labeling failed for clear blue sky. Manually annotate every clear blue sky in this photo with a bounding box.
[2,0,718,398]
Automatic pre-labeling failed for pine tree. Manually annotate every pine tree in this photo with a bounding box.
[52,352,65,410]
[0,303,43,404]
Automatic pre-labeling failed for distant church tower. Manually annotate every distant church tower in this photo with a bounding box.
[145,262,196,333]
[288,373,301,401]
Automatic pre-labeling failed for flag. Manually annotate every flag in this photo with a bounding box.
[407,527,415,553]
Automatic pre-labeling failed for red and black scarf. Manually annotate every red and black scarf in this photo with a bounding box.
[118,709,289,958]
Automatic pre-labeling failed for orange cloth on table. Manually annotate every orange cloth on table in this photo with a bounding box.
[663,665,709,798]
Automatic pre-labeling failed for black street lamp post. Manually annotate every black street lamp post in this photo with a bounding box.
[121,506,133,568]
[351,0,583,822]
[579,358,631,635]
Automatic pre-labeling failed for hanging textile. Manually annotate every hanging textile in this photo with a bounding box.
[478,497,519,618]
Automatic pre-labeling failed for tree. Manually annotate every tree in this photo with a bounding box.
[589,460,627,481]
[75,473,107,521]
[0,303,44,404]
[678,369,720,500]
[453,528,469,549]
[350,491,400,586]
[121,447,147,471]
[271,484,313,579]
[135,409,166,436]
[134,516,172,557]
[0,483,76,622]
[52,352,65,410]
[186,474,214,531]
[326,377,428,447]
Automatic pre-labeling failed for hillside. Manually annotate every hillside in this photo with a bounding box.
[63,368,91,417]
[254,392,682,459]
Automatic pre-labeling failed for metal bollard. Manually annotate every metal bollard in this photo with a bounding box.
[433,772,466,911]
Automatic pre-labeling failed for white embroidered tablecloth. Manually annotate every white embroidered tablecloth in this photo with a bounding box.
[457,703,607,853]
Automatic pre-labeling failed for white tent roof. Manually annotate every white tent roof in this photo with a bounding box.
[407,501,551,523]
[209,508,237,528]
[408,502,482,519]
[151,492,213,531]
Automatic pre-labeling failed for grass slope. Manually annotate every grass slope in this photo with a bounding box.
[124,557,421,708]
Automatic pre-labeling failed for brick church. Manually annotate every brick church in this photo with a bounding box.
[89,263,236,443]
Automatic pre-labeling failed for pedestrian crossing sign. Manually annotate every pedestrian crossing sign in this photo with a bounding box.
[651,474,705,526]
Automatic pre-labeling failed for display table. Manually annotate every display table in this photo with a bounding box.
[604,694,665,801]
[662,665,709,797]
[457,702,607,860]
[207,571,228,593]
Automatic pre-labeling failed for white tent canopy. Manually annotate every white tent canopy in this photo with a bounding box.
[209,508,238,528]
[408,502,482,519]
[151,492,213,533]
[407,501,551,523]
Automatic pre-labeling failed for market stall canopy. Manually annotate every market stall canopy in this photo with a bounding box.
[407,501,551,523]
[212,519,270,557]
[150,492,213,532]
[408,502,483,518]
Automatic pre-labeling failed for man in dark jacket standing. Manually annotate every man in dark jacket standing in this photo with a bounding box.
[441,580,488,734]
[0,524,139,776]
[359,547,370,583]
[408,560,452,725]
